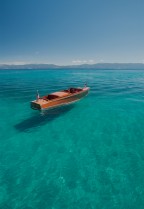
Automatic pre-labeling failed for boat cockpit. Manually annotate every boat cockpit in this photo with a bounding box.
[42,88,83,101]
[63,87,82,93]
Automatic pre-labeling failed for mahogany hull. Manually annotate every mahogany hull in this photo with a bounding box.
[31,87,89,110]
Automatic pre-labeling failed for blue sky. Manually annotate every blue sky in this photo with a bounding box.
[0,0,144,65]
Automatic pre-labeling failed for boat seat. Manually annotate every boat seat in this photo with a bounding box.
[63,90,69,93]
[70,88,76,93]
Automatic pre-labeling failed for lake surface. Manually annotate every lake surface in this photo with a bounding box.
[0,69,144,209]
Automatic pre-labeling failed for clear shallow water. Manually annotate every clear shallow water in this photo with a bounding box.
[0,69,144,209]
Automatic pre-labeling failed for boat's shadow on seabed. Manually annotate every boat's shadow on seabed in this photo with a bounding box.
[15,104,75,132]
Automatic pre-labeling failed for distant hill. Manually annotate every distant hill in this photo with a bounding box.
[65,63,144,69]
[0,64,59,69]
[1,63,144,69]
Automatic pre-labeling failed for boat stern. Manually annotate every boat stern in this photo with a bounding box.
[31,101,41,110]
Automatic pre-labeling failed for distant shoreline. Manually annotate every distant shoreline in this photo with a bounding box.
[1,63,144,70]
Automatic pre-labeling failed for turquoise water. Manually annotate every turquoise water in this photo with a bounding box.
[1,69,144,209]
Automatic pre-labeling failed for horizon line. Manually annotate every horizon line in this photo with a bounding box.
[1,62,144,66]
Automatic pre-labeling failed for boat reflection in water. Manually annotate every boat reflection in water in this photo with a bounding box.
[15,105,75,132]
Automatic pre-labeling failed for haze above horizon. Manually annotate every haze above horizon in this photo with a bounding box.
[1,0,144,65]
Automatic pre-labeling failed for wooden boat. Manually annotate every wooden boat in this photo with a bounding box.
[31,86,90,110]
